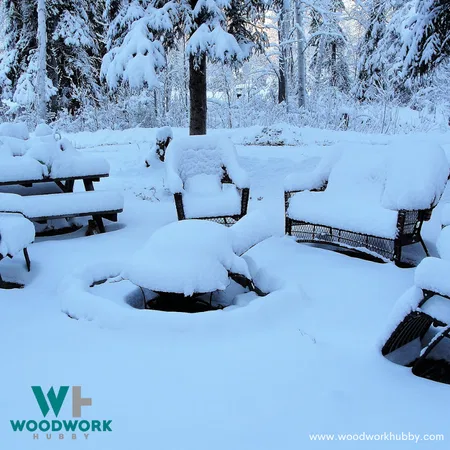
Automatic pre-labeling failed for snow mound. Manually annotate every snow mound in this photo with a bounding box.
[122,220,250,296]
[437,226,450,260]
[0,121,29,140]
[34,123,54,137]
[0,213,35,257]
[156,126,173,142]
[441,204,450,227]
[230,210,275,256]
[243,123,303,146]
[0,136,29,156]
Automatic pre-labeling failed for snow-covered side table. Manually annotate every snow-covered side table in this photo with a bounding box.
[121,220,253,311]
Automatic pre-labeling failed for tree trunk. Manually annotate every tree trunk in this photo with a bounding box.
[331,42,337,87]
[36,0,47,123]
[277,10,287,104]
[295,0,306,108]
[189,54,207,135]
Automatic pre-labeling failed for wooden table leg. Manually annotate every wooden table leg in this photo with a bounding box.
[93,215,106,233]
[23,248,31,272]
[83,179,95,192]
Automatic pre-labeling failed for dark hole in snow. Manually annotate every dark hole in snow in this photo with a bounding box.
[145,292,225,313]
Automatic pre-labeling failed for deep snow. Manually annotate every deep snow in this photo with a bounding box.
[1,124,450,449]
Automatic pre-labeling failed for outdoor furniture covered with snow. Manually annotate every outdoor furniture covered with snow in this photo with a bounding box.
[0,123,110,192]
[382,223,450,384]
[165,135,250,225]
[0,191,124,233]
[284,143,449,265]
[122,220,257,310]
[0,213,35,288]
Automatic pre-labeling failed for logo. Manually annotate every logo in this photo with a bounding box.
[10,386,112,441]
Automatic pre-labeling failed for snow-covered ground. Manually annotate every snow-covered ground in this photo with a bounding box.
[1,125,450,449]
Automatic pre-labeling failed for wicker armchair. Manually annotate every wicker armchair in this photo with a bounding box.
[284,145,448,266]
[382,228,450,385]
[165,135,250,226]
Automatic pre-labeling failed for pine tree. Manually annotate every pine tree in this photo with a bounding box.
[1,1,103,116]
[46,0,103,113]
[309,0,350,92]
[355,0,386,101]
[0,1,37,101]
[400,0,450,80]
[103,0,272,135]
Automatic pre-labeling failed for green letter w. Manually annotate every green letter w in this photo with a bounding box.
[31,386,69,417]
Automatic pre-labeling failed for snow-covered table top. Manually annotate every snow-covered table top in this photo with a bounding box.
[122,220,251,296]
[0,127,110,184]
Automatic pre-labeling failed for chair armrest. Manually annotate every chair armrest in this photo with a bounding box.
[165,167,184,194]
[284,183,328,211]
[227,166,250,189]
[284,171,329,193]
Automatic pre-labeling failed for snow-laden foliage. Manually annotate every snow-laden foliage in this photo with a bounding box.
[102,0,270,90]
[102,2,174,90]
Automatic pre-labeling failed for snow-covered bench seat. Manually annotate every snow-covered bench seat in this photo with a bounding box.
[0,213,35,287]
[284,143,449,265]
[0,191,124,233]
[165,135,250,226]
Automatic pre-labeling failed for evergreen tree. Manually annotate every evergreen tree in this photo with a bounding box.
[309,0,350,92]
[102,0,272,135]
[400,0,450,80]
[0,1,103,116]
[355,0,386,101]
[47,0,103,113]
[0,1,37,100]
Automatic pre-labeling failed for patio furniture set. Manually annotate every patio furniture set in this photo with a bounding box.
[2,123,450,385]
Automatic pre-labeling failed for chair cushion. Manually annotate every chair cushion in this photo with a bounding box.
[184,174,222,194]
[0,213,35,257]
[287,191,399,239]
[183,184,241,219]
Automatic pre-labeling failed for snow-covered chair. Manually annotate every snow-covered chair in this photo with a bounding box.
[382,222,450,384]
[284,143,449,265]
[0,213,35,288]
[165,135,250,225]
[145,126,173,166]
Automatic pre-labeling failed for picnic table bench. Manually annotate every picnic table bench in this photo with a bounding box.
[0,147,123,233]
